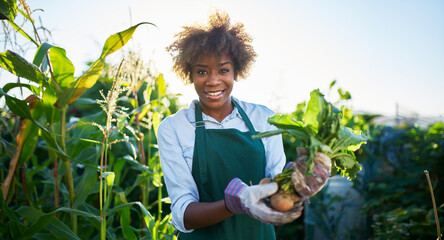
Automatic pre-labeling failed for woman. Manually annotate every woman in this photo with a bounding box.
[158,11,330,239]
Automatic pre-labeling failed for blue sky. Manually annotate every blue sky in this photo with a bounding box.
[2,0,444,117]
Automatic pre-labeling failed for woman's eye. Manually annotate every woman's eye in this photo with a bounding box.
[197,70,207,75]
[220,68,229,74]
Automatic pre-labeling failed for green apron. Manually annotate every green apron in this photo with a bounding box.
[178,99,275,240]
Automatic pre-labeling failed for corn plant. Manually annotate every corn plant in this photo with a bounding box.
[0,1,177,239]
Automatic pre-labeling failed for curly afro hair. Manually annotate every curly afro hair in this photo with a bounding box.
[166,10,257,84]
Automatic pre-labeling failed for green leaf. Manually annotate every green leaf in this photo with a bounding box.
[333,154,361,179]
[49,46,75,89]
[0,88,33,119]
[338,88,351,100]
[103,171,115,187]
[115,193,138,240]
[2,82,40,95]
[267,114,305,130]
[17,118,39,166]
[0,0,17,20]
[334,154,356,169]
[17,214,54,240]
[0,89,68,159]
[157,73,166,97]
[54,22,155,108]
[100,22,156,58]
[303,89,326,134]
[6,19,39,46]
[0,50,47,85]
[33,42,53,66]
[16,206,86,240]
[252,129,288,139]
[153,112,161,137]
[336,126,367,151]
[42,85,59,123]
[54,60,104,108]
[72,148,99,209]
[0,189,26,238]
[427,121,444,135]
[107,201,155,235]
[113,157,126,186]
[329,80,337,89]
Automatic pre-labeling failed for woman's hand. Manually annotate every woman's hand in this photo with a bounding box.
[290,147,331,198]
[224,178,303,224]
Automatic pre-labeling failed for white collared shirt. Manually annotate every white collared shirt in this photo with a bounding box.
[157,97,286,232]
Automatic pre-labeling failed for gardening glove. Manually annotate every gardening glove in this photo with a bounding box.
[224,178,303,225]
[291,147,331,198]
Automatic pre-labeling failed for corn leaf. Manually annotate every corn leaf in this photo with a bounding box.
[33,42,53,66]
[0,0,17,21]
[100,22,155,58]
[16,207,83,240]
[0,87,32,119]
[2,82,40,95]
[115,193,138,240]
[55,22,155,108]
[153,111,161,137]
[157,73,166,97]
[0,88,68,158]
[6,19,39,46]
[0,189,26,238]
[49,46,75,89]
[0,50,47,86]
[107,201,156,237]
[17,118,39,166]
[72,148,99,209]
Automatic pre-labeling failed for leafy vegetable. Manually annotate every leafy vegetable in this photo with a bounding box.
[254,89,367,179]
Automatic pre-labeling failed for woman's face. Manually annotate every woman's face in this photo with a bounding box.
[191,52,235,122]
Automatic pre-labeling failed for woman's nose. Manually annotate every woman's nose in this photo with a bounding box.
[207,71,220,85]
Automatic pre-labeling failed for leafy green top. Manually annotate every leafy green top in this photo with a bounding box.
[254,89,367,179]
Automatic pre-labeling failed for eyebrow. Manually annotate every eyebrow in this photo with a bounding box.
[194,62,232,67]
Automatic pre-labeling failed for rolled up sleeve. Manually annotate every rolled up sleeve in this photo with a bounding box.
[158,117,198,233]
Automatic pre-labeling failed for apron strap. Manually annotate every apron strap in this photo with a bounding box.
[194,102,209,189]
[231,98,257,133]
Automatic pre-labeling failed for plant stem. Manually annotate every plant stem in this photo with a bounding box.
[424,170,441,240]
[99,137,106,240]
[60,107,77,233]
[50,150,59,217]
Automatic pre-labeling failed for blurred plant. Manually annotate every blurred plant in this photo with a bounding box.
[359,121,444,239]
[304,184,347,240]
[371,209,411,239]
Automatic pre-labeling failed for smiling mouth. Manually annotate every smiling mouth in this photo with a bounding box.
[207,90,223,96]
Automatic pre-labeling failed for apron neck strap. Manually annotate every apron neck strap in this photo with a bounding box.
[194,101,205,128]
[231,99,257,133]
[194,98,257,133]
